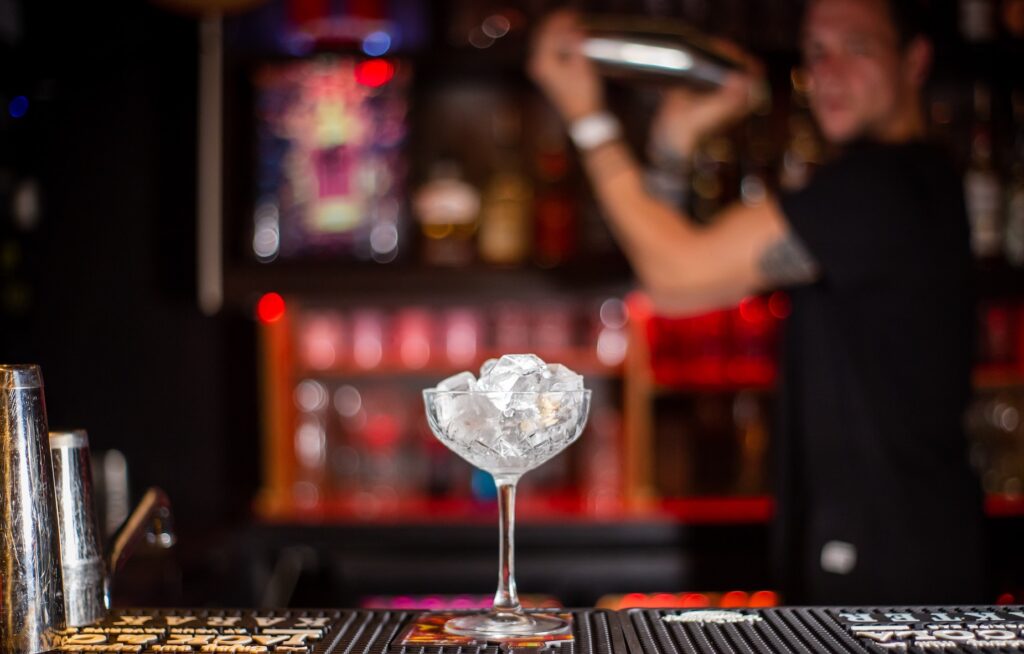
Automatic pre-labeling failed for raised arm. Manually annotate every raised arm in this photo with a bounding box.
[581,138,817,313]
[528,11,818,314]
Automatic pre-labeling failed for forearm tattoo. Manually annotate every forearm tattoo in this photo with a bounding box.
[758,231,820,287]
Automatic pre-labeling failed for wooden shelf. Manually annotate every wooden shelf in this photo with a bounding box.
[224,258,633,307]
[632,368,1024,395]
[652,379,776,395]
[253,493,1024,526]
[974,367,1024,390]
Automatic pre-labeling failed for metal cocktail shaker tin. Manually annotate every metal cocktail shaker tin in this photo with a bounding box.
[49,430,107,627]
[0,364,66,653]
[580,16,744,87]
[49,429,177,627]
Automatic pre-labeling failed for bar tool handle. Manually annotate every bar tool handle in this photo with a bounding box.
[108,486,176,576]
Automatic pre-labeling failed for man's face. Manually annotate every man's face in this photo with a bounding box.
[801,0,909,143]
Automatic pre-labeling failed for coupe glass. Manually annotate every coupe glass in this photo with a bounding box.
[422,389,591,639]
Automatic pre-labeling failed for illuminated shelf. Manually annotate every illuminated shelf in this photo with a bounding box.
[295,349,623,380]
[254,495,773,526]
[638,367,1024,394]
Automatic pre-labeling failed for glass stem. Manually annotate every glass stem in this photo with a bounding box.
[492,474,522,614]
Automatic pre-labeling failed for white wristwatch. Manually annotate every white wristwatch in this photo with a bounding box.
[568,111,622,152]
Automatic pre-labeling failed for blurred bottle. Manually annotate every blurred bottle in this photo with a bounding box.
[479,104,532,265]
[493,302,531,352]
[394,308,434,370]
[739,111,775,208]
[978,302,1016,367]
[960,0,996,42]
[443,308,482,368]
[928,99,956,152]
[779,113,821,192]
[689,135,738,222]
[532,302,574,360]
[1005,0,1024,38]
[298,311,347,371]
[293,379,330,509]
[1005,92,1024,267]
[533,116,577,267]
[413,159,480,266]
[351,309,386,369]
[583,405,623,515]
[965,84,1004,261]
[733,391,768,494]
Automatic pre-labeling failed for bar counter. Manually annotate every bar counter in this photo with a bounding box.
[54,605,1024,653]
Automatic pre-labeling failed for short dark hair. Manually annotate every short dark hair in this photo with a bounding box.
[884,0,931,46]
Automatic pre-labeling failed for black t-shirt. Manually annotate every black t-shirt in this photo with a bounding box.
[776,140,986,604]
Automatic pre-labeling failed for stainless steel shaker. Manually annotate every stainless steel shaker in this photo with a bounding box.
[49,430,106,627]
[49,430,176,627]
[0,364,66,654]
[580,16,745,87]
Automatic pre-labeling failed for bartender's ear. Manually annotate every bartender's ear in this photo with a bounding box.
[902,36,932,89]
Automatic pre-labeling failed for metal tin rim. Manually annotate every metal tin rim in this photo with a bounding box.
[49,430,89,449]
[0,363,43,390]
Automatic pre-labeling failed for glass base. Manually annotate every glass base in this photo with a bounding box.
[444,611,571,639]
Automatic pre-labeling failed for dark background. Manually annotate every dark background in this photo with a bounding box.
[0,0,260,535]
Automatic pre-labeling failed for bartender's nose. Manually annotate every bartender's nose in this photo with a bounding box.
[808,51,849,90]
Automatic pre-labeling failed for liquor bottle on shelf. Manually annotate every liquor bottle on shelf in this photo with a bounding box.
[581,405,624,514]
[928,99,956,154]
[779,78,822,192]
[779,113,821,192]
[413,159,480,267]
[1005,0,1024,38]
[964,83,1004,261]
[533,115,577,267]
[689,135,738,223]
[739,111,775,208]
[960,0,997,42]
[733,390,769,495]
[1006,92,1024,267]
[293,379,331,509]
[478,103,532,265]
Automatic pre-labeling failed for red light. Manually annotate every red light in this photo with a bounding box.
[626,291,653,323]
[720,590,748,607]
[355,59,395,87]
[682,593,710,608]
[620,593,647,609]
[997,592,1016,605]
[257,292,286,324]
[749,590,779,607]
[652,593,678,607]
[738,297,769,323]
[768,291,791,319]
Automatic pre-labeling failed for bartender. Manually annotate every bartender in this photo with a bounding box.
[529,0,986,604]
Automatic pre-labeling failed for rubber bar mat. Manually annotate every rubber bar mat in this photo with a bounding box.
[55,608,625,654]
[620,606,1024,653]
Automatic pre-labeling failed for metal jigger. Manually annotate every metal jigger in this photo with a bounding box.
[0,364,66,654]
